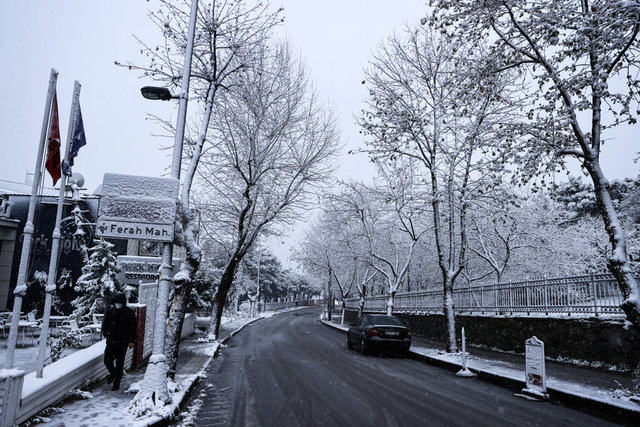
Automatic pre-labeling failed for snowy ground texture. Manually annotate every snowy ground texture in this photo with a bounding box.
[322,318,640,417]
[22,310,291,427]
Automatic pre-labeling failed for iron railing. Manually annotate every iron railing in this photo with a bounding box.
[344,274,626,317]
[263,300,311,311]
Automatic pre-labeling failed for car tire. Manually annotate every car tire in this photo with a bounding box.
[347,334,353,350]
[401,346,411,358]
[360,336,369,355]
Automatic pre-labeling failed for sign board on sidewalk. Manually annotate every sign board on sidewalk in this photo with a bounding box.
[117,255,181,285]
[96,173,179,242]
[522,336,549,400]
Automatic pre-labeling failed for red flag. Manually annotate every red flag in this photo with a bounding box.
[45,91,61,185]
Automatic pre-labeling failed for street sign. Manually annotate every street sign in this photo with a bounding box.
[96,173,179,242]
[117,255,180,285]
[522,336,549,400]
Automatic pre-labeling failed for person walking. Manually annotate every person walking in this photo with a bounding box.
[102,292,136,391]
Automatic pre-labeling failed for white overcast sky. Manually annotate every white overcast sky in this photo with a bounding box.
[1,1,638,265]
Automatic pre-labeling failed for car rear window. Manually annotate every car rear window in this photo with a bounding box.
[369,315,403,326]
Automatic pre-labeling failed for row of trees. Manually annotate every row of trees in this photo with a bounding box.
[296,1,640,352]
[120,0,338,413]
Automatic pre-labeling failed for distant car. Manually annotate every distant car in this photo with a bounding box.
[347,314,411,356]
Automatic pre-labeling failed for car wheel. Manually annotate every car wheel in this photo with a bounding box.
[360,336,369,355]
[347,334,353,350]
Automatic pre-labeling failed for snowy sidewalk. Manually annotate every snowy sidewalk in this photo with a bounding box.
[26,315,262,426]
[321,318,640,423]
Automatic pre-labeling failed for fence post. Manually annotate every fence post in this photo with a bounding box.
[590,275,598,317]
[566,277,571,316]
[0,368,25,426]
[480,286,485,315]
[543,276,549,316]
[526,279,531,316]
[508,281,513,316]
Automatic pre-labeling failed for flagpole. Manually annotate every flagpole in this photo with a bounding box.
[36,81,81,378]
[5,68,59,368]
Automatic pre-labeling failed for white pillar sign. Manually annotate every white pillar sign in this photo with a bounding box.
[522,336,549,400]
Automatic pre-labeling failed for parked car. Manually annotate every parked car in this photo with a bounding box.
[347,314,411,356]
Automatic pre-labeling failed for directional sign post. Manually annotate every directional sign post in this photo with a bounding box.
[96,173,179,242]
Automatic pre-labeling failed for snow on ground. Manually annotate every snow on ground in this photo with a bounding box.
[25,313,264,426]
[322,317,640,415]
[0,337,78,374]
[410,345,640,413]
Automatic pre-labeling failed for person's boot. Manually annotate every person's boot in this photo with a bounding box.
[112,378,120,391]
[107,375,114,384]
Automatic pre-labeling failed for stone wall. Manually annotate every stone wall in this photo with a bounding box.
[346,309,640,371]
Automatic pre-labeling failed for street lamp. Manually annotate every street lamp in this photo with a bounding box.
[133,0,199,409]
[140,86,177,101]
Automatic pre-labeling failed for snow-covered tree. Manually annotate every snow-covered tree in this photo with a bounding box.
[431,0,640,329]
[72,239,122,318]
[123,1,284,407]
[197,40,339,340]
[360,24,516,351]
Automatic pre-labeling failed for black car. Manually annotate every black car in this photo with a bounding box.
[347,314,411,356]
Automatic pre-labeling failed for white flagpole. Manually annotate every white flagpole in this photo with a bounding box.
[36,81,81,378]
[5,68,59,368]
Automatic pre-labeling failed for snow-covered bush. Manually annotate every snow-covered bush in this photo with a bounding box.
[72,238,123,317]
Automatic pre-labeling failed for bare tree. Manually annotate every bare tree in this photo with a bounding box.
[333,170,427,317]
[196,41,339,339]
[122,0,283,411]
[432,0,640,328]
[360,25,516,351]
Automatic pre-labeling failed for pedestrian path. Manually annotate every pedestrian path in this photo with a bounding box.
[322,318,640,422]
[30,321,247,427]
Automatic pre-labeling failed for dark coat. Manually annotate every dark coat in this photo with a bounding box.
[102,302,136,346]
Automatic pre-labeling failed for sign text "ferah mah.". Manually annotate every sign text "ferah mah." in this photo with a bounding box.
[96,219,173,242]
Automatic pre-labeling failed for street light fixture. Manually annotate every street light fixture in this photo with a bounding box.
[134,0,199,409]
[140,86,177,101]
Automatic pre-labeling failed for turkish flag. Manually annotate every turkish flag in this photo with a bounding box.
[45,91,62,185]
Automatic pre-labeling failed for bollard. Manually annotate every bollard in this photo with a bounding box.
[456,327,476,378]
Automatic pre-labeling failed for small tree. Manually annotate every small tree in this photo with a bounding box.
[72,239,122,318]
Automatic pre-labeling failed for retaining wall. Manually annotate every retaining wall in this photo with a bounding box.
[345,309,640,370]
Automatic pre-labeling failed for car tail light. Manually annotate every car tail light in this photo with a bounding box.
[368,327,379,337]
[406,329,411,338]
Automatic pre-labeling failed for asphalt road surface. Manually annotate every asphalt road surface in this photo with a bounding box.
[181,308,619,426]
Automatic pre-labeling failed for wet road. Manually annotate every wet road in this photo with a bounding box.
[182,308,617,426]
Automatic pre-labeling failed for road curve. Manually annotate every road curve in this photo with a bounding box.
[182,307,617,427]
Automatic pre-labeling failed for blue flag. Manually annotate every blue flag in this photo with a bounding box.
[62,104,87,177]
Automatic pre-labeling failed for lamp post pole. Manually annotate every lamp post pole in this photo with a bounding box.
[136,0,199,406]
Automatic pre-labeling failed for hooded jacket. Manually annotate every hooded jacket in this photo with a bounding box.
[102,293,136,346]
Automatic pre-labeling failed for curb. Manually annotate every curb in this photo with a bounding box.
[320,318,640,424]
[145,316,264,427]
[147,307,311,426]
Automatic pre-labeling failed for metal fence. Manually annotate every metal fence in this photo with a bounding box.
[263,300,311,311]
[345,274,626,318]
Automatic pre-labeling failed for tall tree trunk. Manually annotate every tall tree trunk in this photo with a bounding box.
[386,290,395,316]
[586,159,640,327]
[443,277,457,353]
[326,269,332,321]
[208,257,240,340]
[165,281,192,379]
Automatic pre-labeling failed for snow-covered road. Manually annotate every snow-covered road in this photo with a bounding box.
[179,307,616,426]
